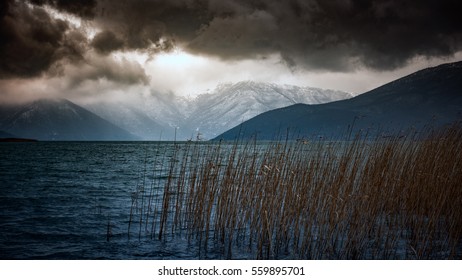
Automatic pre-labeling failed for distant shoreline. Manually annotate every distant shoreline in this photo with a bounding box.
[0,138,38,142]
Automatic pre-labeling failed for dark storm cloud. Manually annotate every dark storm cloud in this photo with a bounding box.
[0,0,87,78]
[1,0,462,80]
[187,0,462,71]
[0,0,147,86]
[316,0,462,70]
[94,0,208,52]
[92,0,462,71]
[91,30,124,55]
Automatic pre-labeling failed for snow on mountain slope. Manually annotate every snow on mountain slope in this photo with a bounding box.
[80,81,352,140]
[0,82,351,141]
[183,81,353,139]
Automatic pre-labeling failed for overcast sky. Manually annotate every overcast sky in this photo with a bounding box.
[1,0,462,103]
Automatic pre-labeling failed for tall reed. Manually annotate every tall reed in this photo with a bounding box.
[131,124,462,259]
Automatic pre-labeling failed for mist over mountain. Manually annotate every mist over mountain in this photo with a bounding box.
[215,62,462,141]
[0,99,137,141]
[84,81,352,140]
[0,82,351,141]
[1,59,461,141]
[83,98,184,141]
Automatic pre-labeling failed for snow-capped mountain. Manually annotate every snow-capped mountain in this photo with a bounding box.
[0,82,352,141]
[183,81,353,139]
[83,81,352,140]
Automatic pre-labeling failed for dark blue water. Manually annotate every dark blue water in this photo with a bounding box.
[0,141,222,259]
[3,141,460,260]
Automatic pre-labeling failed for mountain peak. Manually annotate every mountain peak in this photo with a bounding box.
[183,81,353,139]
[0,98,137,141]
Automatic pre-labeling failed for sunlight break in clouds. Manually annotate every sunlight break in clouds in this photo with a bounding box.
[144,49,462,98]
[146,51,297,97]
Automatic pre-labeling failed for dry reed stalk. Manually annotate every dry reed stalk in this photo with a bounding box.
[130,123,462,259]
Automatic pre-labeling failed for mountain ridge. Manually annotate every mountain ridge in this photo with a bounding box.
[214,61,462,140]
[0,99,138,141]
[178,81,353,139]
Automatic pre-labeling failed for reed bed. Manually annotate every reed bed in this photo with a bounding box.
[128,124,462,259]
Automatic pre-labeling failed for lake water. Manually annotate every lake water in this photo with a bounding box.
[0,141,225,259]
[1,141,460,260]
